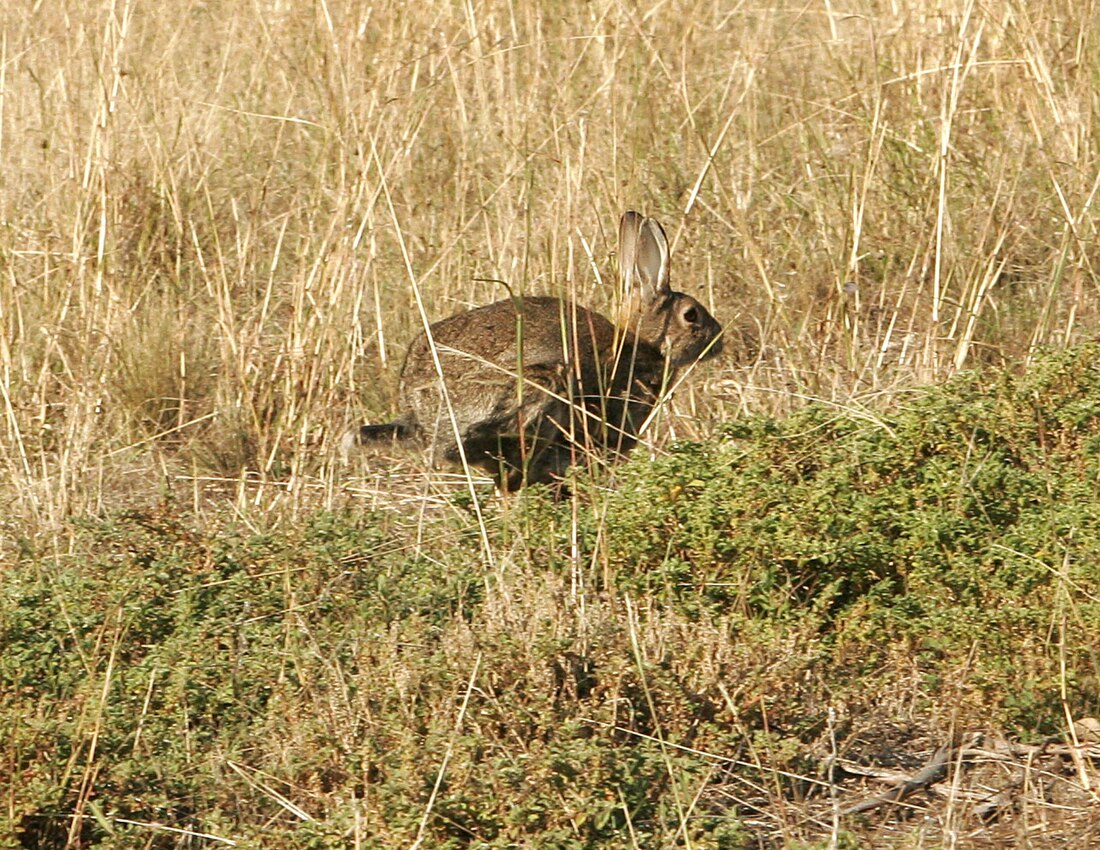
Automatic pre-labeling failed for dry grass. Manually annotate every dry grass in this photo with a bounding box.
[1,0,1098,525]
[3,2,1100,846]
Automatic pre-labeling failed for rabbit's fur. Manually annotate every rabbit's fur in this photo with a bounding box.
[344,211,722,490]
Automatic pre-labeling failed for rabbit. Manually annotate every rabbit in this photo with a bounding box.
[342,210,723,491]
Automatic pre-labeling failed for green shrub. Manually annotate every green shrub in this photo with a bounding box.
[5,345,1100,847]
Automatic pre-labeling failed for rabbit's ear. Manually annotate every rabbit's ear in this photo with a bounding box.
[618,210,643,293]
[634,217,671,302]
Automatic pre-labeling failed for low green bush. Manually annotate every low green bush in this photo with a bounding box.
[5,345,1100,848]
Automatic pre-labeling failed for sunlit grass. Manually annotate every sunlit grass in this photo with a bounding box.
[2,1,1099,846]
[2,0,1098,521]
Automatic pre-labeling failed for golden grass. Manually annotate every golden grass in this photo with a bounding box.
[1,0,1098,525]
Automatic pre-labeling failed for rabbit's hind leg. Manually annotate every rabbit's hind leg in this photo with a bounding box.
[466,363,570,492]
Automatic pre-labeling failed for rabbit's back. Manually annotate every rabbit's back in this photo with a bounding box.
[401,295,639,375]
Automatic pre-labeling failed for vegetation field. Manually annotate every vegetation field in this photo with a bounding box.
[2,0,1099,847]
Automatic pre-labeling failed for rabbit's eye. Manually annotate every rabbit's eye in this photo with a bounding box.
[682,306,699,325]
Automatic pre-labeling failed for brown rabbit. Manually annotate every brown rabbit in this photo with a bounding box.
[343,211,722,490]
